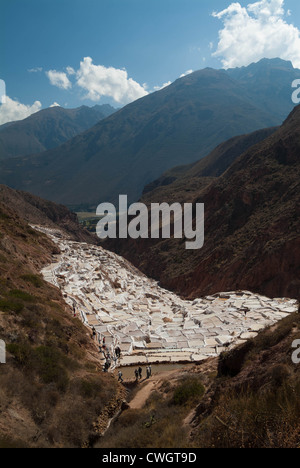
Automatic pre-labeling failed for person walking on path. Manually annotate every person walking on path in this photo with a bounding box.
[92,326,97,340]
[135,369,139,381]
[138,367,142,380]
[146,366,150,379]
[115,346,121,359]
[148,365,152,377]
[118,371,123,383]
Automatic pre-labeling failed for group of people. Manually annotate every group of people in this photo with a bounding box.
[134,365,152,381]
[73,304,156,383]
[89,327,155,383]
[102,342,122,373]
[117,365,152,384]
[90,327,123,372]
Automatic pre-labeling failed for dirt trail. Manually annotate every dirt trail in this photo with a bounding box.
[129,381,156,409]
[128,369,182,410]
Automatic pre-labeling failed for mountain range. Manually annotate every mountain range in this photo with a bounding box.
[0,104,116,160]
[0,58,299,209]
[108,104,300,300]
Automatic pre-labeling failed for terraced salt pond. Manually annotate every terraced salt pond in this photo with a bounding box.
[37,226,298,367]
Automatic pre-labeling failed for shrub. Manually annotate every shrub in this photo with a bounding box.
[21,274,44,288]
[0,298,23,313]
[172,377,205,406]
[79,378,103,399]
[7,343,69,391]
[9,289,36,302]
[31,346,69,390]
[6,343,32,365]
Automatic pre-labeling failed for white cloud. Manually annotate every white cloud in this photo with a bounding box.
[0,96,42,125]
[44,58,195,105]
[0,80,6,104]
[153,81,172,91]
[179,69,193,78]
[28,67,43,73]
[153,70,194,92]
[46,70,72,90]
[75,57,148,104]
[212,0,300,69]
[66,66,76,76]
[50,102,60,107]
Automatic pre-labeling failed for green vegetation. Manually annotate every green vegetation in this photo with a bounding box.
[21,274,44,288]
[9,289,37,302]
[172,377,205,406]
[0,298,24,313]
[7,342,71,391]
[76,212,100,233]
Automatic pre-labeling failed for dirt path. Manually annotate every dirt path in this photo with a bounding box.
[128,369,181,410]
[129,381,156,409]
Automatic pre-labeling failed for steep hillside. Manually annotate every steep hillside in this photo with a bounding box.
[142,126,277,203]
[0,104,115,160]
[109,105,300,300]
[98,308,300,449]
[0,195,123,448]
[0,185,97,244]
[0,59,297,208]
[190,309,300,448]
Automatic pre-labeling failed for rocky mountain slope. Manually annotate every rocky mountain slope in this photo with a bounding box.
[0,185,97,244]
[0,59,298,208]
[0,104,115,160]
[109,105,300,300]
[226,58,299,120]
[142,126,277,202]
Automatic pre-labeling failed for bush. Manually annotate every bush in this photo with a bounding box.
[9,289,36,302]
[6,343,32,365]
[79,378,103,399]
[0,298,23,313]
[21,274,44,288]
[172,377,205,406]
[31,346,69,390]
[7,343,69,391]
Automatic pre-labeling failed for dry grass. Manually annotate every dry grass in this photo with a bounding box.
[97,374,205,448]
[0,202,119,448]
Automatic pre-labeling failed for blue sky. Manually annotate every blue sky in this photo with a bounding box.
[1,0,300,121]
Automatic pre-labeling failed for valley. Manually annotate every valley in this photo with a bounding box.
[2,0,300,449]
[38,226,298,368]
